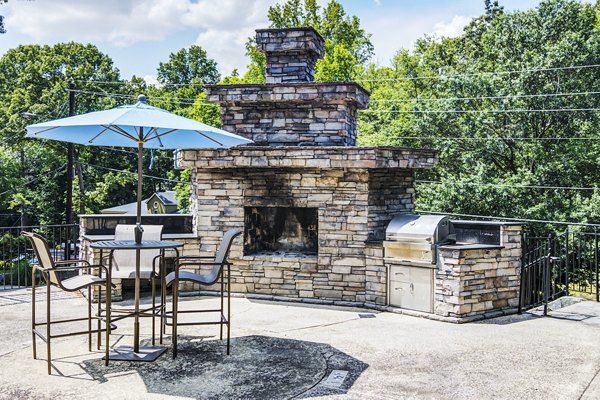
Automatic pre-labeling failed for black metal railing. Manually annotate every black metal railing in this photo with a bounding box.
[520,228,600,311]
[0,224,79,290]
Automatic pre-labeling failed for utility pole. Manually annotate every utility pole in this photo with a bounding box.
[65,82,75,259]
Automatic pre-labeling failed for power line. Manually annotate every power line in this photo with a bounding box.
[74,79,207,88]
[417,180,600,191]
[78,162,190,185]
[417,210,600,228]
[368,90,600,103]
[360,107,600,114]
[356,63,600,83]
[93,146,176,162]
[0,164,67,197]
[65,89,217,107]
[73,88,600,110]
[74,63,600,87]
[389,136,600,141]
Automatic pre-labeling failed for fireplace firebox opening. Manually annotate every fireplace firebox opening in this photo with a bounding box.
[244,207,318,256]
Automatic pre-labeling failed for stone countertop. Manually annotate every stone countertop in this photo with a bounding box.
[451,220,524,226]
[438,243,505,251]
[82,233,197,242]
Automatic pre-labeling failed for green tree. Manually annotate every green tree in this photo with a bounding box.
[240,0,373,82]
[152,45,221,124]
[0,43,127,224]
[157,45,220,87]
[0,0,7,34]
[358,0,600,226]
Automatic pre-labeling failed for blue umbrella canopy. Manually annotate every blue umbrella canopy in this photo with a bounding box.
[26,95,252,149]
[25,95,252,226]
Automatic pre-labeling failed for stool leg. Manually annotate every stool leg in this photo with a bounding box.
[46,281,52,375]
[105,281,111,366]
[220,277,224,341]
[32,275,37,359]
[97,285,102,350]
[227,266,231,355]
[172,278,178,359]
[88,286,92,352]
[152,277,156,346]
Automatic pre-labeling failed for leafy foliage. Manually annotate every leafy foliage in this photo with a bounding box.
[0,0,6,34]
[238,0,373,82]
[157,45,220,87]
[358,0,600,225]
[0,42,222,225]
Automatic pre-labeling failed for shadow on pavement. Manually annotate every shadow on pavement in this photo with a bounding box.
[82,335,368,400]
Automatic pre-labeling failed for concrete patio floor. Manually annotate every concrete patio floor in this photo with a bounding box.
[1,288,600,399]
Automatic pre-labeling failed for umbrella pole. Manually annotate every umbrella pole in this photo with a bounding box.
[137,142,143,225]
[134,142,143,353]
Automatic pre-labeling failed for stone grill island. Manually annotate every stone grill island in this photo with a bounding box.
[174,27,522,322]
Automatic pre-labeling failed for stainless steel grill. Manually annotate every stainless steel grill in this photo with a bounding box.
[384,214,456,313]
[383,214,455,266]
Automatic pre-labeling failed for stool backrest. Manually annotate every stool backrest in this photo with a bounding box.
[112,225,163,271]
[21,231,59,286]
[207,229,241,283]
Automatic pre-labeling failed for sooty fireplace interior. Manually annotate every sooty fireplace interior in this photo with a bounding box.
[244,207,318,256]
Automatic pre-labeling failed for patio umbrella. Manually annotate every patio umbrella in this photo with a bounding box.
[25,94,252,360]
[26,95,252,227]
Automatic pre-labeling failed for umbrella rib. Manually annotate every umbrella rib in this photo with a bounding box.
[30,126,59,135]
[143,127,166,148]
[143,127,158,141]
[193,130,224,146]
[101,125,138,142]
[111,125,138,140]
[149,128,166,148]
[152,128,177,139]
[87,126,113,144]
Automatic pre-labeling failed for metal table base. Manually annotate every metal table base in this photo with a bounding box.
[106,345,168,362]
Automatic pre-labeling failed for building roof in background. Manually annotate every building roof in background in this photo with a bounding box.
[100,191,178,215]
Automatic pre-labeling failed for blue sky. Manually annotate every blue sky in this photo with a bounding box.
[0,0,591,82]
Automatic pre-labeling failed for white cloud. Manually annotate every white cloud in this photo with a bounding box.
[362,13,474,65]
[4,0,278,75]
[143,74,160,86]
[431,15,472,38]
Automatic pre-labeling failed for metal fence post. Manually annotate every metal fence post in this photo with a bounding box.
[518,231,528,314]
[595,227,599,302]
[565,229,569,296]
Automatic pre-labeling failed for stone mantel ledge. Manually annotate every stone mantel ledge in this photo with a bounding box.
[177,146,438,170]
[204,82,370,108]
[256,27,325,56]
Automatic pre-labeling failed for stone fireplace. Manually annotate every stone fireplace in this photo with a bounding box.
[177,27,436,304]
[173,27,522,322]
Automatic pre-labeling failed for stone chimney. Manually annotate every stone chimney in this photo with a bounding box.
[256,27,325,83]
[205,27,368,147]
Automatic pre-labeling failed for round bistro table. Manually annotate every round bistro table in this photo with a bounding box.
[91,239,183,361]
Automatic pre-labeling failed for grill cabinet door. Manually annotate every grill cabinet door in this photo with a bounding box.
[388,265,433,313]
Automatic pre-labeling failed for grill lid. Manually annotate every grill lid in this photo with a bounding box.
[386,214,455,244]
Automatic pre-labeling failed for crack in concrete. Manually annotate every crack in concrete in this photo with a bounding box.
[578,363,600,400]
[267,317,360,333]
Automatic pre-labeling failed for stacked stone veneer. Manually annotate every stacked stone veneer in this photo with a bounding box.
[434,225,522,320]
[205,27,367,147]
[257,27,325,83]
[205,83,367,147]
[177,147,435,301]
